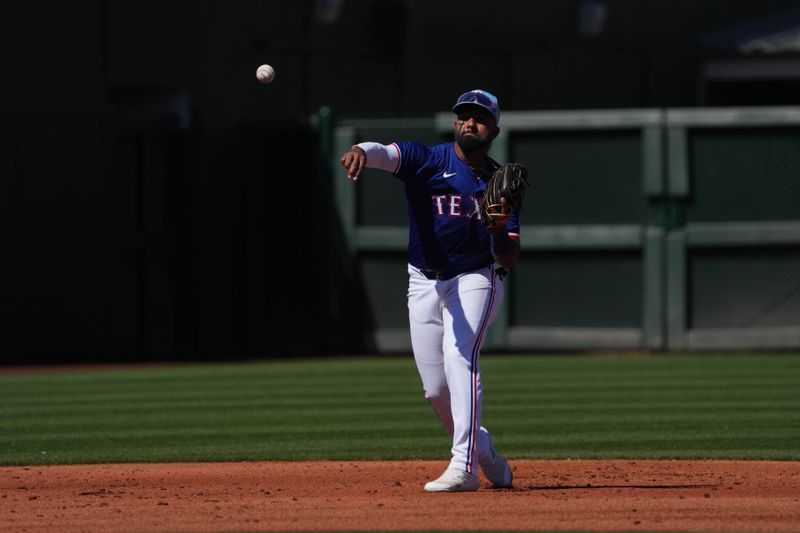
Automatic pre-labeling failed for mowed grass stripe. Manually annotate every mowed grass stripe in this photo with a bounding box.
[4,410,796,447]
[0,369,415,400]
[1,354,798,465]
[5,402,794,432]
[482,354,799,460]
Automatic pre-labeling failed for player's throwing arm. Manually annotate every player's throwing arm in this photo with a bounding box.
[341,142,401,180]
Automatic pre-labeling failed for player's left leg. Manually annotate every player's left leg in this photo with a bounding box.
[441,266,503,477]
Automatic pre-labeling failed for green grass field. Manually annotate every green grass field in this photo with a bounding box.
[1,353,799,466]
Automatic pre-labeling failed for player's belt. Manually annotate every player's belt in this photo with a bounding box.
[419,269,458,281]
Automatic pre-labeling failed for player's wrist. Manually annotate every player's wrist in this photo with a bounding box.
[486,219,509,235]
[349,145,366,155]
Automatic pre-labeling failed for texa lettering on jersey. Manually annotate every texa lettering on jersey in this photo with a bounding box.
[393,140,520,273]
[431,194,481,218]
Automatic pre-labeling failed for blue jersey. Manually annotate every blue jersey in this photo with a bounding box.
[392,141,522,274]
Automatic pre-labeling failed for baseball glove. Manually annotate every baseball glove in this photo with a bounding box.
[480,162,529,229]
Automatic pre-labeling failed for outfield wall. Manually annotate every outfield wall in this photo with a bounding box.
[2,106,798,362]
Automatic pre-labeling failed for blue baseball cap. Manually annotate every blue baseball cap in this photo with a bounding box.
[453,89,500,125]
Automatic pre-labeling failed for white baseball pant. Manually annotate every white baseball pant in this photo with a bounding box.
[407,264,503,475]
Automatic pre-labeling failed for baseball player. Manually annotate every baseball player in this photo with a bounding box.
[340,90,521,492]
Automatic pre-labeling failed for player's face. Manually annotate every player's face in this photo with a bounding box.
[454,106,498,152]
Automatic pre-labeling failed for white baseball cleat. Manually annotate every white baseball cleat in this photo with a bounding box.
[478,426,513,488]
[424,467,480,492]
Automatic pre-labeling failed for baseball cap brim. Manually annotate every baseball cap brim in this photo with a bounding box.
[452,90,500,125]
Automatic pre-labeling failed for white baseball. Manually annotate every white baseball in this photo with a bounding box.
[256,64,275,84]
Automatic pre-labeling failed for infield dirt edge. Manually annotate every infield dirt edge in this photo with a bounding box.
[3,459,800,532]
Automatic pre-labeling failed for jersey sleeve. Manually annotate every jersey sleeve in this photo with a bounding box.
[393,141,442,185]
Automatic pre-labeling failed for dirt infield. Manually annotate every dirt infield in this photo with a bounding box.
[2,459,799,532]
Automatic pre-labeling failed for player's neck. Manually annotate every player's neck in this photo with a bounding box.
[454,142,490,169]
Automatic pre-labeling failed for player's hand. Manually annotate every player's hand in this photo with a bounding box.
[486,197,511,234]
[341,146,367,181]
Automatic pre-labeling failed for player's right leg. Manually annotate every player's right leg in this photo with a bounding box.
[407,265,452,436]
[408,266,480,492]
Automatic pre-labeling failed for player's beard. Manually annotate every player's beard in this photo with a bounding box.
[455,132,492,153]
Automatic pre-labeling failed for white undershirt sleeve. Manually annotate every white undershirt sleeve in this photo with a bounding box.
[355,142,401,173]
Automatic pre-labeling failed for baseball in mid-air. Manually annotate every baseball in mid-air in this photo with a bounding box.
[256,64,275,84]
